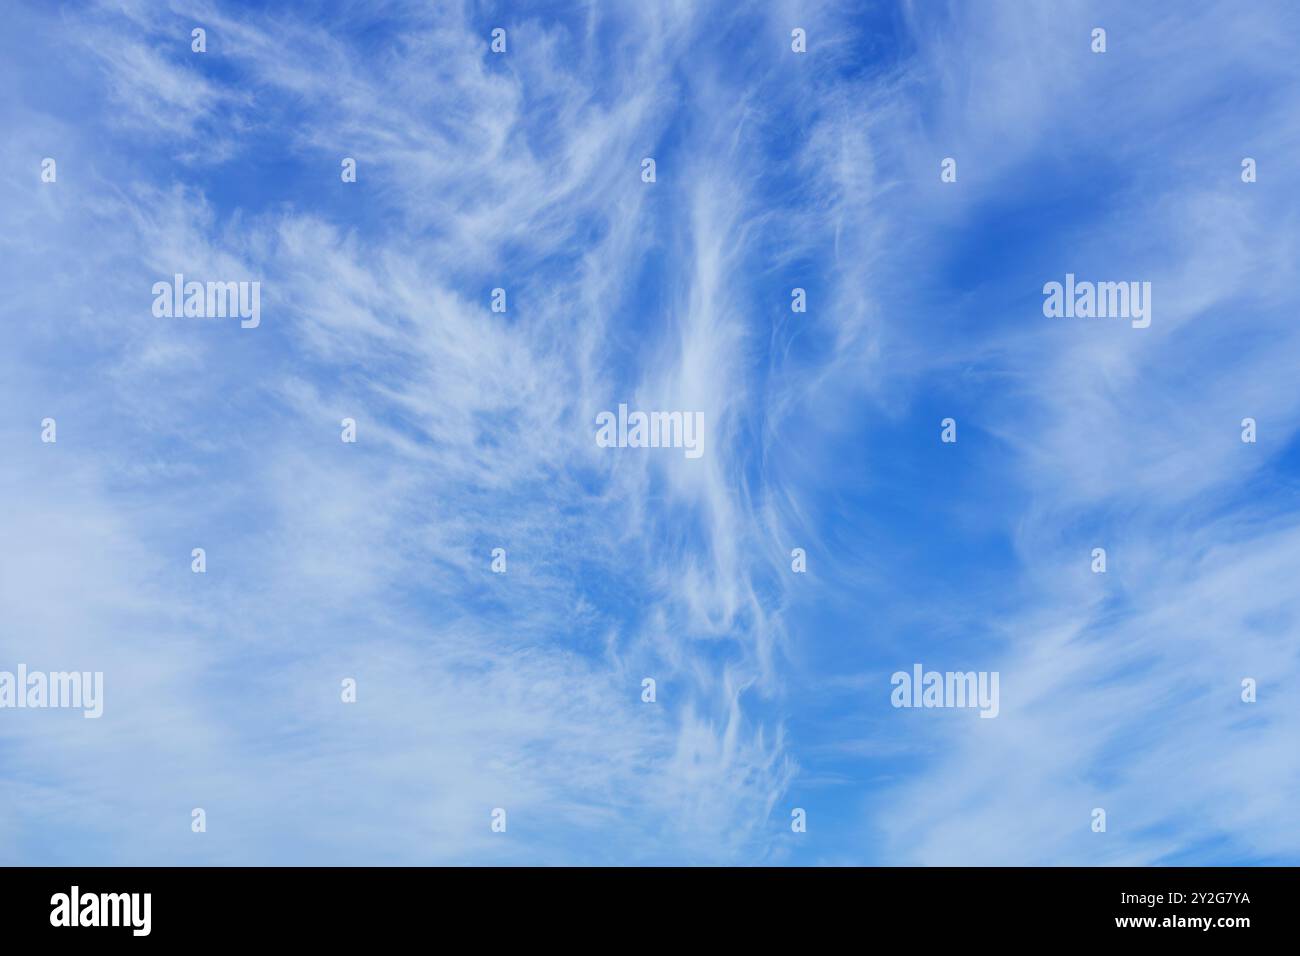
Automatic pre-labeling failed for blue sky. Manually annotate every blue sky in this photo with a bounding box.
[2,0,1299,865]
